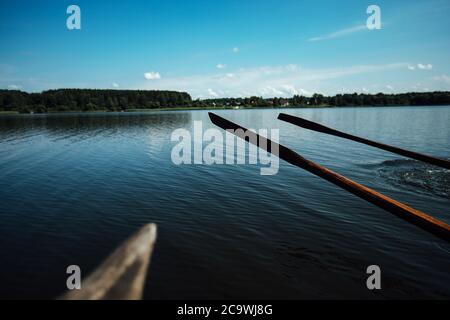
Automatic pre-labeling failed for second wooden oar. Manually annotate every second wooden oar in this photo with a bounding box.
[278,113,450,169]
[209,112,450,242]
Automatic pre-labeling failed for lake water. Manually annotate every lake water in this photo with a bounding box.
[0,106,449,299]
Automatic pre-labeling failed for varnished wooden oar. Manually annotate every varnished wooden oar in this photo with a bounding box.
[61,223,157,300]
[278,113,450,169]
[208,112,450,242]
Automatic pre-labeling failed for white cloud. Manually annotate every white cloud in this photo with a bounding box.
[280,84,309,96]
[144,72,161,80]
[232,47,240,53]
[408,63,433,71]
[137,62,409,98]
[308,24,367,42]
[7,84,21,90]
[260,86,285,96]
[112,82,119,88]
[208,88,218,97]
[216,63,226,69]
[417,63,433,70]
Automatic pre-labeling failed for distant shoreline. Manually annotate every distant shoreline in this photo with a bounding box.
[2,89,450,114]
[1,103,450,116]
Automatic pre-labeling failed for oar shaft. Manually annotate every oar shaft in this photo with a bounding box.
[208,112,450,242]
[278,113,450,169]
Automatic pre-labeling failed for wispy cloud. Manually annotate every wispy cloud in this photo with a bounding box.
[308,24,367,42]
[112,82,119,88]
[208,88,218,97]
[408,63,433,71]
[7,84,22,90]
[216,63,226,69]
[434,75,450,84]
[232,47,240,53]
[429,75,450,90]
[138,62,408,98]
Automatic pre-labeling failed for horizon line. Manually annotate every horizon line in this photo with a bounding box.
[2,88,449,100]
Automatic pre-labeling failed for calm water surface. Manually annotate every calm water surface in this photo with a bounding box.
[0,106,449,299]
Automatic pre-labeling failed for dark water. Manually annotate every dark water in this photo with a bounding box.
[0,106,449,299]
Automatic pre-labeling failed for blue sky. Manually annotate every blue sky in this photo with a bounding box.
[1,0,449,98]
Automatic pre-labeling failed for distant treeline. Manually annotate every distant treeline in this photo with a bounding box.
[0,89,192,113]
[1,89,450,113]
[202,92,450,108]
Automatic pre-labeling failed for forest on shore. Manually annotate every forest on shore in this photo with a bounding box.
[1,89,450,113]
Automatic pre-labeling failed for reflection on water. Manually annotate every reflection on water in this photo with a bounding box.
[0,107,449,299]
[0,112,191,143]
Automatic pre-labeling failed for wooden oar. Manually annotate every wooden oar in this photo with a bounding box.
[278,113,450,169]
[60,223,157,300]
[208,112,450,242]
